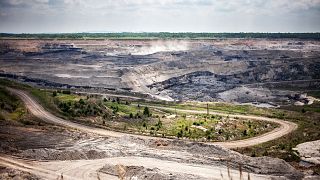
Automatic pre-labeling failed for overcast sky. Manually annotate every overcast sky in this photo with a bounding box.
[0,0,320,33]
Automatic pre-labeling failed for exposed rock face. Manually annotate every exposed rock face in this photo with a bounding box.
[294,140,320,165]
[148,71,235,101]
[1,39,319,104]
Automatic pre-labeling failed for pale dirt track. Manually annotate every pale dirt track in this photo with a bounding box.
[140,104,298,148]
[8,88,297,149]
[0,155,280,180]
[0,88,299,180]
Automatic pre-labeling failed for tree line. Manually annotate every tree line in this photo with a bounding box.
[1,32,320,39]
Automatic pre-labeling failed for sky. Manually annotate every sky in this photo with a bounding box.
[0,0,320,33]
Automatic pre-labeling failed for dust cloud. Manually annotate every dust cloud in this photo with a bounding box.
[132,40,189,55]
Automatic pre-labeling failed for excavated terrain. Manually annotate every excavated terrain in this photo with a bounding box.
[0,38,319,179]
[0,123,304,179]
[0,39,319,105]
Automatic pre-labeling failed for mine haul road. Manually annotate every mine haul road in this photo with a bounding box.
[8,88,297,149]
[0,88,299,180]
[0,155,281,180]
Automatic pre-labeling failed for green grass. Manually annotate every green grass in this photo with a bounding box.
[1,78,319,165]
[0,86,20,104]
[55,93,82,102]
[104,101,140,116]
[136,100,292,120]
[235,108,320,163]
[308,91,320,98]
[29,89,62,115]
[281,101,320,113]
[0,86,26,121]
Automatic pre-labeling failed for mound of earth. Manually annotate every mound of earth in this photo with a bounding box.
[100,164,205,180]
[0,166,39,180]
[294,140,320,165]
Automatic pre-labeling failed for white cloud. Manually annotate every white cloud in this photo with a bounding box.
[0,0,319,33]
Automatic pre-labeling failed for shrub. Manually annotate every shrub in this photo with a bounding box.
[79,98,85,105]
[143,106,151,117]
[243,129,248,136]
[177,130,183,138]
[62,90,71,94]
[193,122,200,126]
[142,122,147,129]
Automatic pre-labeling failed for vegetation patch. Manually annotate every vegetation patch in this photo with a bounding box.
[2,79,319,167]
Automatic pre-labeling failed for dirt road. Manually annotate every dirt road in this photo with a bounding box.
[0,155,283,180]
[8,88,297,149]
[0,88,300,180]
[138,104,298,148]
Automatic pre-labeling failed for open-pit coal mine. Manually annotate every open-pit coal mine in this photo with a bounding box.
[1,37,320,180]
[1,39,319,106]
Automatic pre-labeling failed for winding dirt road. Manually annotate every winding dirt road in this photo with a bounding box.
[139,104,298,148]
[0,88,299,180]
[0,155,279,180]
[8,88,297,149]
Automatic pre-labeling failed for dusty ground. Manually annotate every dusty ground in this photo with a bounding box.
[0,38,319,179]
[0,165,39,180]
[294,140,320,165]
[0,88,309,179]
[0,125,304,180]
[1,39,319,105]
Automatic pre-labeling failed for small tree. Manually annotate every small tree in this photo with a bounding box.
[79,98,85,105]
[243,129,248,136]
[111,105,119,114]
[129,113,133,118]
[52,91,57,97]
[103,113,108,119]
[142,122,147,129]
[143,106,151,117]
[135,112,141,119]
[177,129,183,138]
[62,90,71,94]
[155,119,162,130]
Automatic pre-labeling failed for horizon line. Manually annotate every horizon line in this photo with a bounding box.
[1,32,320,34]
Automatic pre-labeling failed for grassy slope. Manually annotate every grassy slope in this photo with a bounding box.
[0,79,65,118]
[0,85,40,125]
[0,87,24,121]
